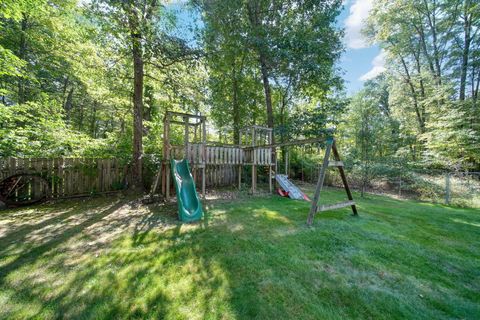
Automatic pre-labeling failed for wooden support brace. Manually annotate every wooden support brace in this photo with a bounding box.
[318,200,355,212]
[307,139,332,225]
[332,141,358,216]
[307,137,358,226]
[328,161,344,167]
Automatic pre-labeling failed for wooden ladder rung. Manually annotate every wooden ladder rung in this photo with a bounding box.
[318,200,355,212]
[328,161,344,167]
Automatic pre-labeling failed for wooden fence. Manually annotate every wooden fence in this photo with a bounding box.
[1,157,242,199]
[0,158,127,199]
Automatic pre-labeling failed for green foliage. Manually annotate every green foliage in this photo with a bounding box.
[0,100,101,157]
[0,0,478,179]
[365,0,480,168]
[198,0,344,143]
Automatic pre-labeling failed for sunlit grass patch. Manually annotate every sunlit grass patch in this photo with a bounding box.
[0,188,479,319]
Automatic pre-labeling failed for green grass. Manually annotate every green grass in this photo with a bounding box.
[0,187,479,319]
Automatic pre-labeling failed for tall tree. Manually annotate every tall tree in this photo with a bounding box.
[90,0,163,190]
[366,0,480,168]
[198,0,344,145]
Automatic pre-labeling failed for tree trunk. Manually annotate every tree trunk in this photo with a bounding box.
[279,96,287,167]
[421,0,442,84]
[91,100,97,138]
[232,61,240,144]
[17,14,28,104]
[128,10,144,191]
[259,54,274,138]
[62,76,69,107]
[400,56,426,133]
[65,87,74,120]
[459,0,472,101]
[78,103,84,130]
[131,38,144,190]
[246,1,274,143]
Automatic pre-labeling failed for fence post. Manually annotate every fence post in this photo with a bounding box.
[445,172,451,205]
[398,176,402,197]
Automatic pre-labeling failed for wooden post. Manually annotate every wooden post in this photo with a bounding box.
[307,139,332,226]
[285,150,288,175]
[184,116,189,159]
[165,115,171,201]
[238,165,242,190]
[202,117,206,199]
[238,130,242,191]
[268,129,273,194]
[269,165,273,193]
[192,120,198,184]
[445,172,451,205]
[331,139,358,216]
[251,128,256,193]
[275,152,278,177]
[398,176,402,196]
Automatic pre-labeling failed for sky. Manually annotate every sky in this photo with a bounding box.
[340,0,384,94]
[167,0,383,96]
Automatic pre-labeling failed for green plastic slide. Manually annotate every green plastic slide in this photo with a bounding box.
[170,159,203,222]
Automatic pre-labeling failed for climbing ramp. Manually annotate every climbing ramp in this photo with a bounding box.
[275,174,310,201]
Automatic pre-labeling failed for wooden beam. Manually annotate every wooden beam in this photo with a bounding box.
[169,120,199,126]
[318,201,355,212]
[307,138,333,226]
[332,141,358,216]
[166,111,204,119]
[202,119,206,199]
[251,128,256,193]
[245,137,329,149]
[328,161,344,167]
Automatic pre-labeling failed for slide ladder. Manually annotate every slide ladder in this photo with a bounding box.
[171,159,203,222]
[275,174,309,201]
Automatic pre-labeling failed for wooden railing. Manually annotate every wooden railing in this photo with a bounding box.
[169,144,273,166]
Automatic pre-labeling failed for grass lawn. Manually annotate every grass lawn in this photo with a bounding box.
[0,186,479,319]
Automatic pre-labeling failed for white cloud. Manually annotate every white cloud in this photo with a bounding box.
[359,50,386,81]
[344,0,373,49]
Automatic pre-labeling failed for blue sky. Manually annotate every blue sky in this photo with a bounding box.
[168,0,383,96]
[339,0,384,94]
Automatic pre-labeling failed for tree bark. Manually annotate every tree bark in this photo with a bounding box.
[459,0,472,101]
[400,56,426,133]
[247,1,275,143]
[128,8,144,191]
[17,14,28,104]
[65,87,74,120]
[62,76,69,108]
[232,60,241,144]
[421,0,442,83]
[91,100,97,138]
[259,54,274,134]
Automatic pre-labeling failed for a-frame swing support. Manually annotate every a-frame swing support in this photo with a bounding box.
[307,137,358,226]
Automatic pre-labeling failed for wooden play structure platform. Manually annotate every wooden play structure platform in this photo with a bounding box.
[150,111,357,225]
[150,111,275,201]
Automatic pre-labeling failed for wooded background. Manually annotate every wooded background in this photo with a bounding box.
[0,0,479,201]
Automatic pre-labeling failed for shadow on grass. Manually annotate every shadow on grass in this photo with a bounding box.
[0,193,479,319]
[0,201,124,281]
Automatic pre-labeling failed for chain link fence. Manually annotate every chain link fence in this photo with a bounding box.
[284,160,480,208]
